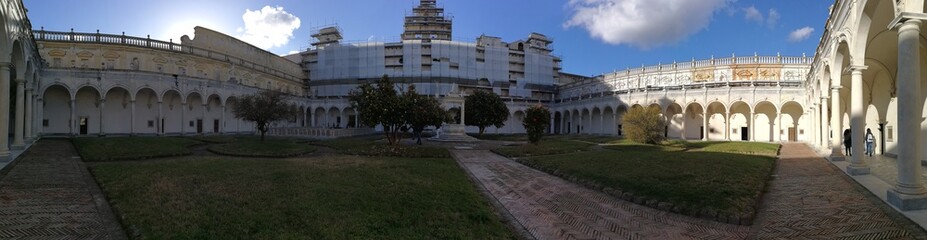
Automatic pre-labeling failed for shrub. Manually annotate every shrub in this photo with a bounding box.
[624,106,666,144]
[523,105,551,144]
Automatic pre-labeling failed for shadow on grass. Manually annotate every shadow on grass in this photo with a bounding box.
[314,136,450,158]
[73,137,202,162]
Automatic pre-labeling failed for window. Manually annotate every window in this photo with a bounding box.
[148,120,154,128]
[190,121,194,127]
[887,126,894,142]
[42,119,49,127]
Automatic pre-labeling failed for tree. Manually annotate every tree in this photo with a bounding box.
[349,75,406,145]
[465,90,509,136]
[523,105,551,144]
[624,106,666,144]
[232,90,298,143]
[349,75,448,146]
[404,85,448,145]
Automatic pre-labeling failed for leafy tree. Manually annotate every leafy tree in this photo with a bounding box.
[523,105,551,145]
[464,90,509,136]
[349,75,406,145]
[404,85,448,145]
[232,90,298,143]
[624,106,666,144]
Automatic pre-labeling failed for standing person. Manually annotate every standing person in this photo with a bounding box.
[843,129,852,156]
[865,128,875,157]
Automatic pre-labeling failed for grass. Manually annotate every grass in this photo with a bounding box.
[565,135,623,144]
[208,137,317,157]
[89,156,515,239]
[188,135,240,143]
[469,134,528,142]
[72,137,201,161]
[315,136,450,158]
[518,140,779,218]
[491,138,594,157]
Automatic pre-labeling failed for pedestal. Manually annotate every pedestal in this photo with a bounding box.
[847,165,870,175]
[888,190,927,211]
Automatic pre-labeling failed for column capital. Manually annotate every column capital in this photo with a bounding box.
[830,86,843,91]
[0,62,10,69]
[889,13,926,30]
[14,78,24,84]
[821,96,829,100]
[847,65,868,74]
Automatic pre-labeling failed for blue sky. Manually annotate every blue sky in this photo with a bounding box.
[24,0,832,76]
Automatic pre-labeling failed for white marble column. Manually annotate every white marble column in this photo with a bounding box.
[775,111,781,142]
[830,87,843,159]
[12,78,25,148]
[130,100,136,136]
[749,110,755,141]
[99,99,106,136]
[821,96,829,149]
[180,102,186,135]
[681,112,687,140]
[201,104,207,134]
[725,111,731,141]
[35,96,43,137]
[0,64,11,157]
[220,105,226,133]
[848,66,869,175]
[888,19,927,210]
[24,89,33,141]
[69,99,76,136]
[702,110,709,141]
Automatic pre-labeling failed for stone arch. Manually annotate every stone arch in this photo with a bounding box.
[665,102,684,139]
[134,88,159,135]
[161,90,183,134]
[327,106,342,128]
[74,86,102,135]
[42,84,71,134]
[754,101,778,142]
[185,92,205,134]
[602,106,615,136]
[683,102,705,140]
[780,101,805,142]
[553,110,563,134]
[729,101,752,141]
[103,86,132,134]
[205,94,223,133]
[591,107,602,134]
[225,96,242,133]
[706,101,727,140]
[581,108,591,134]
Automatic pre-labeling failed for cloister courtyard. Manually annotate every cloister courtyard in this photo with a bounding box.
[1,134,925,239]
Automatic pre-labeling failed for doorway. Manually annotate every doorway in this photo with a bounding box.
[196,119,203,134]
[79,117,89,135]
[741,127,749,141]
[788,127,797,142]
[214,119,220,133]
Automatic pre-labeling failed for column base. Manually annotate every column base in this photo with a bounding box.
[10,144,25,150]
[0,151,9,162]
[847,165,870,175]
[888,189,927,211]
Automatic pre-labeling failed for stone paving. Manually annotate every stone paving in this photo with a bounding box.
[750,143,924,239]
[451,149,751,240]
[453,143,927,240]
[0,139,126,239]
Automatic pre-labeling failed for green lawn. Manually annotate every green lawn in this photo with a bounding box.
[208,137,317,157]
[491,138,594,157]
[72,137,201,161]
[316,136,450,158]
[89,155,515,239]
[189,135,240,143]
[469,134,528,142]
[519,141,778,218]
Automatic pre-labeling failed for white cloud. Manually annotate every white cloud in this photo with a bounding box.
[767,9,780,28]
[743,6,763,23]
[237,6,301,50]
[287,50,300,55]
[788,27,815,42]
[564,0,733,49]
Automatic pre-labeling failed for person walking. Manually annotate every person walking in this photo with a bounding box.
[865,128,875,157]
[843,129,852,156]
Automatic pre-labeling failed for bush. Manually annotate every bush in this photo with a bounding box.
[523,105,551,144]
[624,106,666,144]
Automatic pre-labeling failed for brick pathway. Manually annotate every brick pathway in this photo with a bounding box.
[752,143,925,239]
[451,150,751,240]
[0,139,126,239]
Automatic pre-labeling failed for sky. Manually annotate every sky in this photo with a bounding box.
[24,0,833,77]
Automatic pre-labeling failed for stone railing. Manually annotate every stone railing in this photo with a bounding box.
[267,127,375,139]
[34,29,304,83]
[555,80,803,102]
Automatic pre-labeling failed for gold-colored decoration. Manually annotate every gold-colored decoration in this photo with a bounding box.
[48,49,67,57]
[102,51,120,59]
[693,70,713,82]
[734,70,754,81]
[76,51,93,58]
[758,68,780,80]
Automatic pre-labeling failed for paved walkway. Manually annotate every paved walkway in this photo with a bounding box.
[752,143,925,239]
[0,139,125,239]
[453,143,927,240]
[451,150,751,239]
